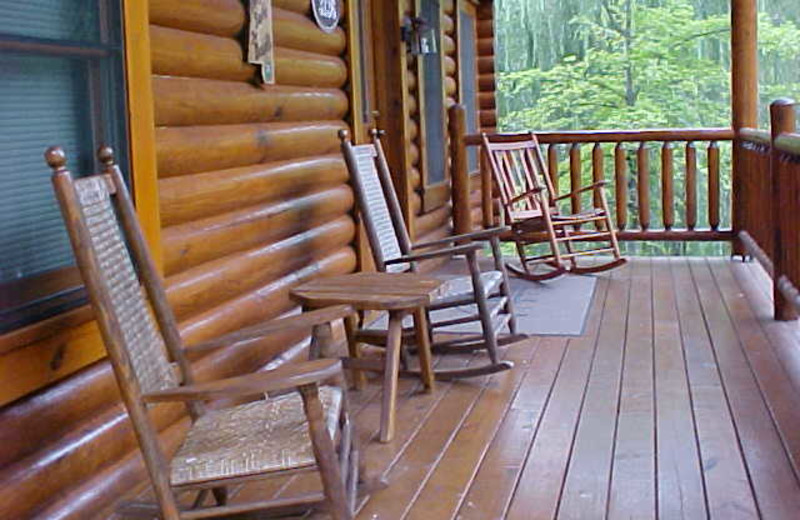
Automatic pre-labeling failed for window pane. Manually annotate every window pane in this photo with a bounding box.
[458,7,479,173]
[422,0,446,186]
[0,0,101,42]
[0,53,94,283]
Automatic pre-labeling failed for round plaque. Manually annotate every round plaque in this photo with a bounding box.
[311,0,341,33]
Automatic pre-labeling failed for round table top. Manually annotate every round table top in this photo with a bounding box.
[291,272,445,311]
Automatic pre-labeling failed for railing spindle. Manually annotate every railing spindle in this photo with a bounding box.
[570,143,581,214]
[661,142,674,230]
[637,142,650,230]
[547,144,559,197]
[592,143,604,209]
[614,143,627,230]
[685,142,697,230]
[708,141,720,230]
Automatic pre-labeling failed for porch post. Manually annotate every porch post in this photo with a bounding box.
[770,99,797,321]
[730,0,758,256]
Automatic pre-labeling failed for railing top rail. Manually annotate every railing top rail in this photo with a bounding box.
[775,133,800,156]
[463,127,735,146]
[739,127,771,145]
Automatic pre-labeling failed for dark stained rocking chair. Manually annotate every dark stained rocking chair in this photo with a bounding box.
[340,129,523,381]
[47,146,374,520]
[481,132,626,281]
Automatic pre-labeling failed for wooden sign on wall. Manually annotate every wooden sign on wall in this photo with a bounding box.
[311,0,341,33]
[248,0,275,84]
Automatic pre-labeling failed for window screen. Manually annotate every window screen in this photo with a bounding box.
[458,7,480,173]
[0,0,128,332]
[422,0,447,186]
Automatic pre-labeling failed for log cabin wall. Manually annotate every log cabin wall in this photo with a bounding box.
[0,0,357,518]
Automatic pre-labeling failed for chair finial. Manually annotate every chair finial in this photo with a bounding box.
[44,147,67,172]
[338,129,350,143]
[97,145,116,167]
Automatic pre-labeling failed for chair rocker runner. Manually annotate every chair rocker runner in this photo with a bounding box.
[47,146,375,520]
[481,132,626,281]
[340,129,523,381]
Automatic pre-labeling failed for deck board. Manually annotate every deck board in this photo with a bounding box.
[129,257,800,520]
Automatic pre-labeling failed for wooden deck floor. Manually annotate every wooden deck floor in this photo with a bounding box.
[153,257,800,519]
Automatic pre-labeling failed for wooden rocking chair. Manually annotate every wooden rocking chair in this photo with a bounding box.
[47,146,373,520]
[481,133,626,281]
[340,129,523,381]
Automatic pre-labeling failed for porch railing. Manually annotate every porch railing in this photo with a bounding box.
[449,105,735,243]
[738,99,800,319]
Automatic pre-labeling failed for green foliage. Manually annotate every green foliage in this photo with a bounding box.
[494,0,800,256]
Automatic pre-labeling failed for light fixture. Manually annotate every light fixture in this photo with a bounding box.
[401,16,438,56]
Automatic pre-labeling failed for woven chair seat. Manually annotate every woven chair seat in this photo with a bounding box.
[171,386,342,486]
[434,271,504,306]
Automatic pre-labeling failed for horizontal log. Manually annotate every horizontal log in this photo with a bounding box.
[478,56,494,74]
[478,91,495,109]
[444,55,456,76]
[179,247,356,344]
[409,144,420,167]
[408,95,418,116]
[275,47,348,88]
[478,73,495,91]
[446,96,457,109]
[417,204,452,237]
[410,167,421,190]
[407,70,417,91]
[411,192,422,215]
[156,120,347,177]
[445,76,457,96]
[33,416,190,520]
[409,118,419,141]
[443,34,456,55]
[477,38,494,56]
[150,24,254,82]
[273,8,346,56]
[151,25,347,86]
[162,185,354,275]
[443,0,455,13]
[159,154,348,226]
[442,13,454,34]
[477,19,494,38]
[463,127,736,146]
[480,110,497,127]
[167,217,356,320]
[0,249,355,519]
[153,76,348,127]
[272,0,312,15]
[149,0,245,37]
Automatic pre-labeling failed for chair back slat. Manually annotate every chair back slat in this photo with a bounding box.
[71,175,178,394]
[341,132,411,273]
[482,133,555,220]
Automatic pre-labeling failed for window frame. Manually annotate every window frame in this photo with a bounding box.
[456,0,481,176]
[417,0,451,212]
[0,0,129,334]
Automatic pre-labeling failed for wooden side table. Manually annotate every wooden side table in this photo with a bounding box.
[292,272,444,442]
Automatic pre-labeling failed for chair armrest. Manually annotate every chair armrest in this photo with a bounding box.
[143,358,342,404]
[385,243,483,264]
[554,181,608,201]
[508,187,544,205]
[184,305,356,356]
[412,227,510,250]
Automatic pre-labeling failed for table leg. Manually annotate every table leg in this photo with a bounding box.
[344,313,366,390]
[413,307,435,393]
[380,310,404,443]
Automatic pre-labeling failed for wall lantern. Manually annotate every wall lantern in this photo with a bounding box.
[401,16,438,56]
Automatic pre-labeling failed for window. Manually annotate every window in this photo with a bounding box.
[0,1,128,333]
[421,0,446,187]
[458,3,480,174]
